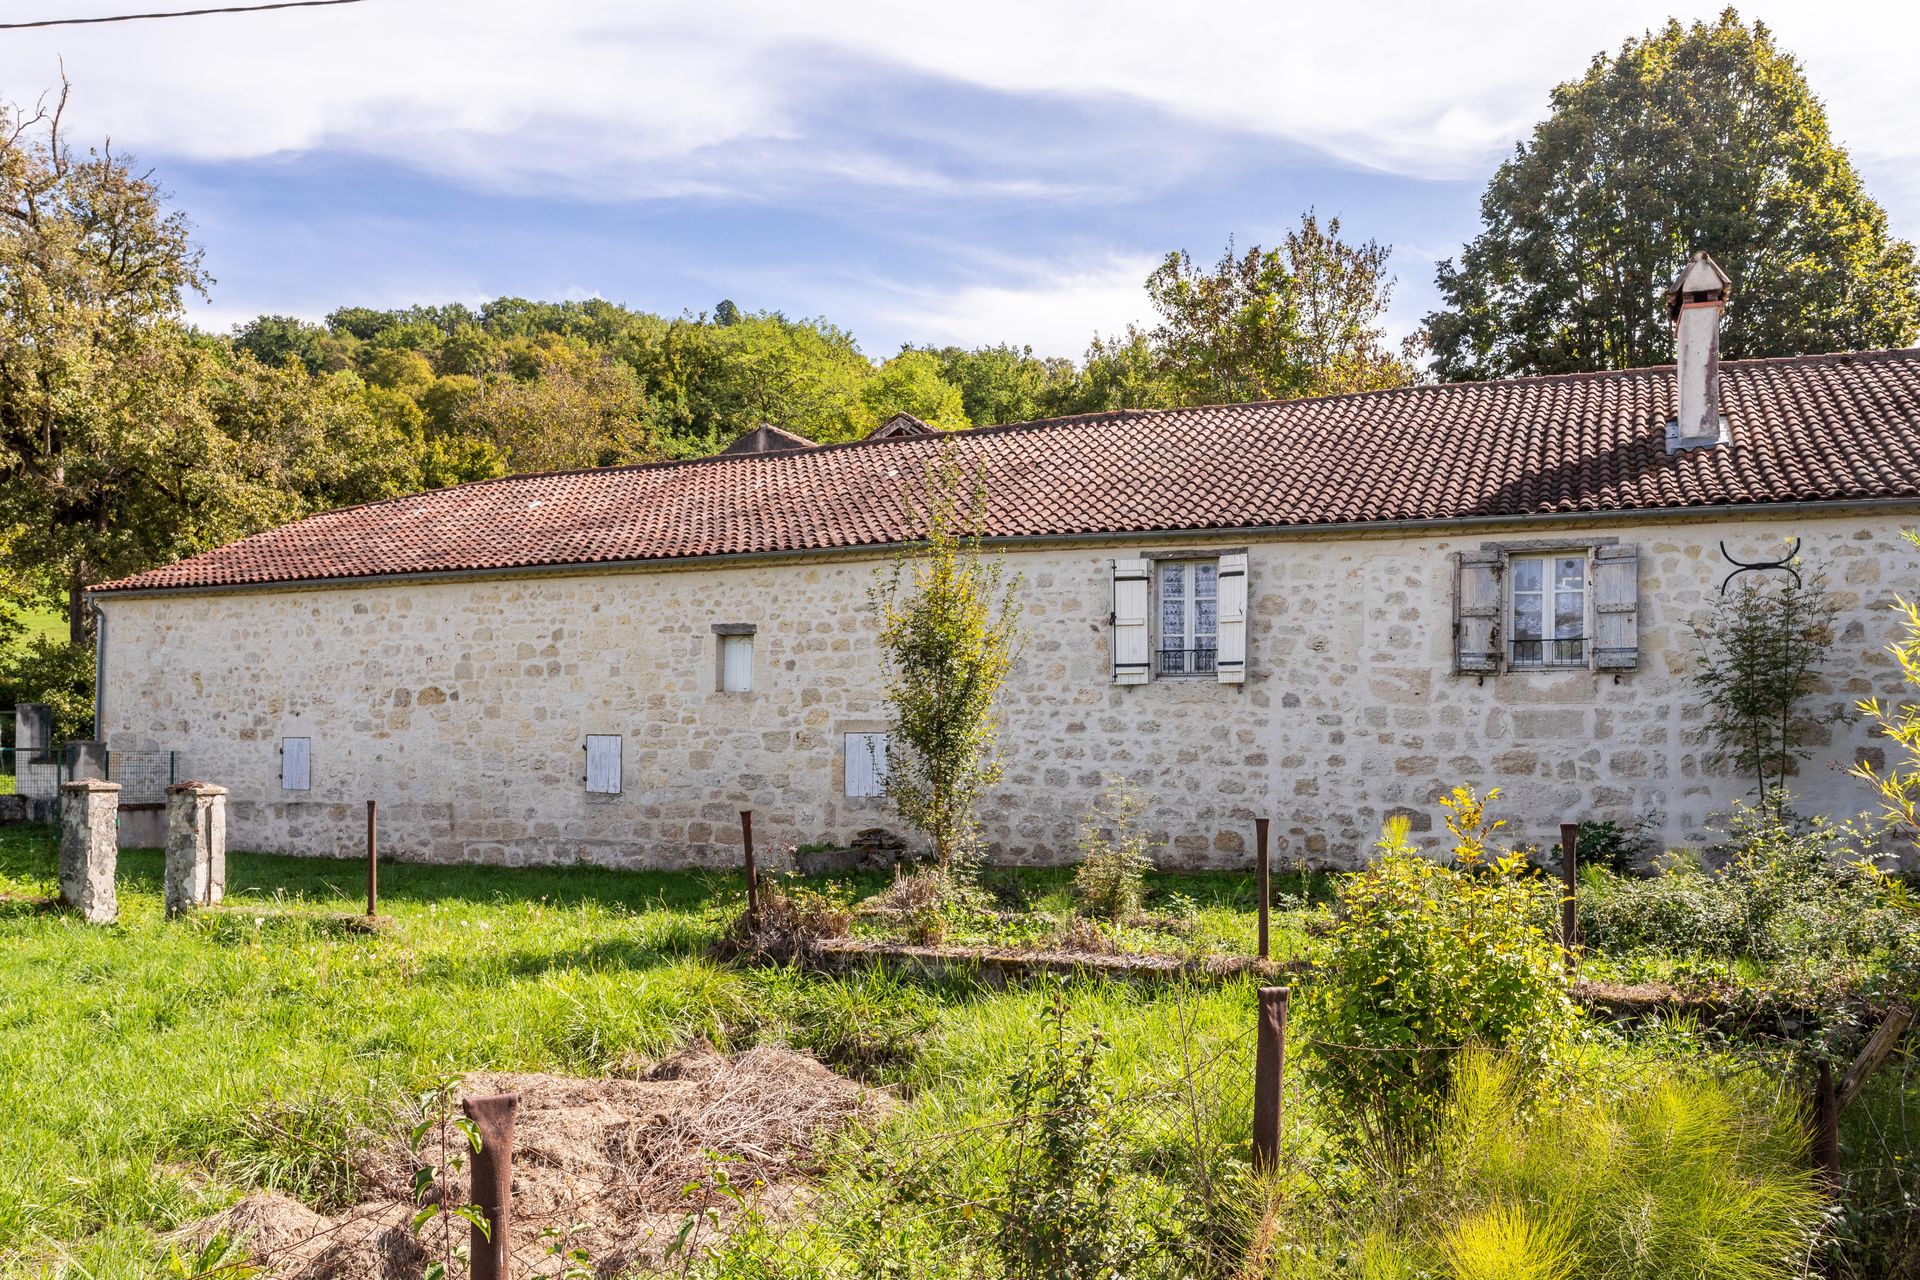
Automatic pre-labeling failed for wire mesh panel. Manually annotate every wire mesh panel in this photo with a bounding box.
[104,750,176,804]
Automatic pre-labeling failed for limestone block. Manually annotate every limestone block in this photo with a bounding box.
[166,781,229,918]
[59,779,120,923]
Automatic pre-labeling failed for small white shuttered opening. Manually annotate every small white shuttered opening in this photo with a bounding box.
[585,734,622,794]
[1215,553,1248,684]
[280,737,311,791]
[1453,551,1503,673]
[845,732,889,797]
[1590,545,1640,670]
[720,634,754,692]
[1111,559,1151,684]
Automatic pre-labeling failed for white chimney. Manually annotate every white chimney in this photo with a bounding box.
[1665,250,1732,452]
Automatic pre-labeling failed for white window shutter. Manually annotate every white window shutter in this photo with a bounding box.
[1111,559,1151,685]
[281,737,311,791]
[1453,551,1503,673]
[1591,545,1640,671]
[585,734,622,794]
[1215,553,1248,684]
[845,732,889,797]
[721,634,754,692]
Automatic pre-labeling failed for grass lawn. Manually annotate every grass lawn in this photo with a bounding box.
[0,825,1264,1276]
[4,606,63,653]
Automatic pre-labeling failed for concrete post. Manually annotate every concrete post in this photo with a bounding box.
[165,781,228,918]
[59,779,120,923]
[64,740,108,782]
[14,704,54,801]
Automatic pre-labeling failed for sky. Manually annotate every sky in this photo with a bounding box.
[1,0,1916,361]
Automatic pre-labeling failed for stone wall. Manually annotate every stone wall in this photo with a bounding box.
[96,509,1920,870]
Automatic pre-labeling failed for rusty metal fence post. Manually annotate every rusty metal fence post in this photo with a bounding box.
[1253,985,1290,1172]
[1558,822,1579,964]
[1813,1057,1840,1188]
[740,810,759,922]
[1255,817,1271,960]
[462,1092,518,1280]
[366,799,379,918]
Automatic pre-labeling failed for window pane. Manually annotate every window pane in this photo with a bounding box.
[1514,595,1543,641]
[1160,563,1185,644]
[1555,556,1585,590]
[1512,558,1542,593]
[1195,597,1217,640]
[1194,562,1217,599]
[1554,593,1583,638]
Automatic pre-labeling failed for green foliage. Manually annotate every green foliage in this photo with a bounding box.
[997,995,1152,1280]
[1428,11,1920,380]
[1301,788,1576,1154]
[861,349,967,431]
[0,636,95,740]
[1573,818,1653,876]
[1144,212,1418,406]
[1853,530,1920,862]
[1690,572,1841,812]
[1072,776,1158,921]
[773,964,936,1082]
[1264,1050,1822,1280]
[1578,804,1918,996]
[870,453,1021,870]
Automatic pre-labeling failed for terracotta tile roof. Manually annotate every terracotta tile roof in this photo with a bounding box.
[94,349,1920,595]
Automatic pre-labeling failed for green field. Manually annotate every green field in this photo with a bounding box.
[5,606,63,653]
[0,825,1904,1278]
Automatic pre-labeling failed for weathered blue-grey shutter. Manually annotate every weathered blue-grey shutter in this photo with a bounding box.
[1215,553,1248,684]
[1591,545,1640,671]
[280,737,311,791]
[1453,551,1502,673]
[585,735,623,794]
[845,732,889,797]
[1111,559,1151,685]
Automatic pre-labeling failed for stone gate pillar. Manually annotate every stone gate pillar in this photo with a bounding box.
[59,778,120,924]
[165,781,227,918]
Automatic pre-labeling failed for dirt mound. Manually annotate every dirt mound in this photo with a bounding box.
[183,1043,888,1278]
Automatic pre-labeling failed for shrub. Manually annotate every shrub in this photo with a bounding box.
[714,879,852,960]
[997,995,1152,1279]
[1071,776,1158,921]
[1258,1051,1823,1280]
[1301,787,1576,1155]
[1573,818,1652,876]
[0,637,95,742]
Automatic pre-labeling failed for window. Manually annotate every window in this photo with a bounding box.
[280,737,311,791]
[845,732,889,797]
[719,634,753,692]
[585,735,622,794]
[1157,560,1218,676]
[1509,553,1587,668]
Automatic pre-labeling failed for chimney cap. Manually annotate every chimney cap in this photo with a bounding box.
[1667,250,1732,319]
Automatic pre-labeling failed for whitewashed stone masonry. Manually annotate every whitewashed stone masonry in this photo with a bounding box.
[97,509,1920,871]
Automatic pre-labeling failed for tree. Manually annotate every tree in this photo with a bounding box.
[922,344,1080,426]
[1143,214,1418,405]
[870,454,1022,870]
[1427,10,1920,381]
[456,347,651,474]
[1691,571,1841,813]
[1145,238,1305,404]
[861,350,967,431]
[0,83,215,640]
[1284,212,1425,396]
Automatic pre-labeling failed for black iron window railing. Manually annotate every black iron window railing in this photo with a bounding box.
[1156,647,1217,676]
[1510,636,1588,669]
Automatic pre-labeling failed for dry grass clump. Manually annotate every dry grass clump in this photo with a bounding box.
[181,1042,888,1279]
[714,880,854,960]
[1053,915,1116,955]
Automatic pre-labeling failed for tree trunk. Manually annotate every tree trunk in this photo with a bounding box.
[67,566,89,647]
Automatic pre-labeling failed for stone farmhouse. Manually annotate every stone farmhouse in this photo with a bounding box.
[91,261,1920,869]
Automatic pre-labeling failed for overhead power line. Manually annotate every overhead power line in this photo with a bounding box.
[0,0,367,30]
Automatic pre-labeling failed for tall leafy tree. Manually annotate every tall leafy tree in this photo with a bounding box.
[0,83,216,639]
[861,350,967,430]
[1144,214,1417,405]
[1427,10,1920,381]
